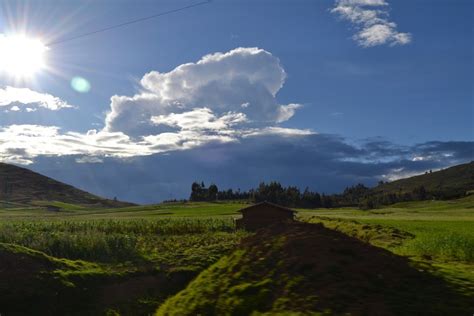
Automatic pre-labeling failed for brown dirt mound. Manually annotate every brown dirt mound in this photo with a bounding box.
[157,222,473,315]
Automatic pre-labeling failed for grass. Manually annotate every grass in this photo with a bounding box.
[1,197,473,314]
[301,196,474,298]
[364,220,474,262]
[31,200,87,210]
[0,201,248,219]
[0,217,249,315]
[0,218,246,268]
[1,197,473,267]
[304,216,474,263]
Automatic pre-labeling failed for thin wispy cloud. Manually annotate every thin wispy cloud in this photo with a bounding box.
[0,86,74,111]
[332,0,412,47]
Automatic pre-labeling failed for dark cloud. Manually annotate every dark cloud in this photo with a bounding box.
[30,134,474,204]
[415,141,474,161]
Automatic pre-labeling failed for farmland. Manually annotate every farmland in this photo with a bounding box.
[0,196,473,314]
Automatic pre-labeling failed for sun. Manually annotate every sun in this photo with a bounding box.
[0,34,48,79]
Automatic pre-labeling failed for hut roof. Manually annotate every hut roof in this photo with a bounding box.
[238,201,296,214]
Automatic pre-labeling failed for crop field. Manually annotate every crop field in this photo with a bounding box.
[0,196,473,314]
[0,215,249,315]
[0,218,246,266]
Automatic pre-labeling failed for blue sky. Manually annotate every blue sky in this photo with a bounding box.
[0,0,473,202]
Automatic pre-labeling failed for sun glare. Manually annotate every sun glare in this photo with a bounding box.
[0,34,48,78]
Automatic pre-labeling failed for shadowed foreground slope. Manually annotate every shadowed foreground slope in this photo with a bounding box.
[0,243,195,316]
[157,222,473,315]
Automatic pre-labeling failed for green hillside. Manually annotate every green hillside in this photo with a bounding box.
[373,161,474,198]
[0,163,134,208]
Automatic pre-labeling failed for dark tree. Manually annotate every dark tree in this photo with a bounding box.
[208,184,218,201]
[190,182,205,201]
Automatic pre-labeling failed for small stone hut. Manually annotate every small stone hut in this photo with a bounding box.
[235,201,296,230]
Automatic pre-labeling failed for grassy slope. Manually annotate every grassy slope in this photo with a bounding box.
[0,241,206,316]
[372,161,474,196]
[0,162,134,208]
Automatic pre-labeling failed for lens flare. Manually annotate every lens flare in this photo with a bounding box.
[71,76,91,93]
[0,34,48,78]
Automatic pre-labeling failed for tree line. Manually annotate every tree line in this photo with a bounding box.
[190,181,444,209]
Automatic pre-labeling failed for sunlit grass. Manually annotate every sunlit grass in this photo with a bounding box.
[360,220,474,262]
[0,218,246,267]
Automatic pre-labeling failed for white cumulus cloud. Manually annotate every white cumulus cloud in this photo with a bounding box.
[0,48,311,164]
[151,108,247,132]
[332,0,412,47]
[105,47,301,137]
[0,86,75,111]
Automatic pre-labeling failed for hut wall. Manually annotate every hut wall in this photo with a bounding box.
[238,204,295,230]
[241,205,293,221]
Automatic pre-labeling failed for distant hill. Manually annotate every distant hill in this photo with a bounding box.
[187,162,474,209]
[373,161,474,199]
[0,163,134,208]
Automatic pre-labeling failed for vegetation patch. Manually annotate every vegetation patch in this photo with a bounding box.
[0,218,244,264]
[0,218,248,315]
[306,216,414,248]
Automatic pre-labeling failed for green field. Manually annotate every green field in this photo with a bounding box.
[0,201,247,219]
[300,196,474,260]
[0,197,473,315]
[300,195,474,297]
